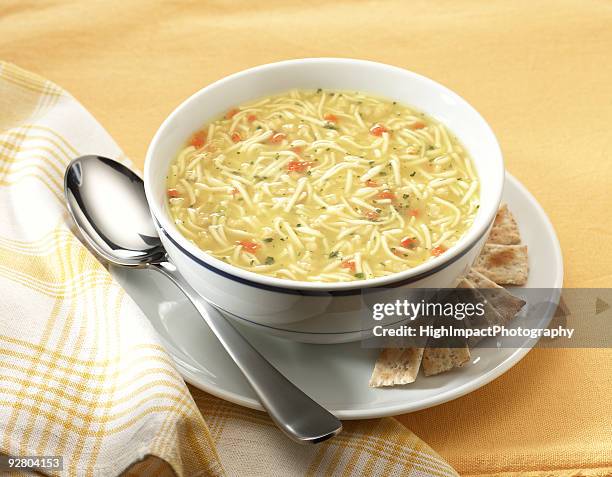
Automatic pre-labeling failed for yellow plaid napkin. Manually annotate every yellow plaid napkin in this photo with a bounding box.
[0,61,459,477]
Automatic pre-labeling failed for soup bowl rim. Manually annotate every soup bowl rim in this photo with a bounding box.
[144,58,504,293]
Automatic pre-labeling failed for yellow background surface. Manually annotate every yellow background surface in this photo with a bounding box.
[2,1,611,474]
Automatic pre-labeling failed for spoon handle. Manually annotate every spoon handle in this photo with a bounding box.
[151,261,342,444]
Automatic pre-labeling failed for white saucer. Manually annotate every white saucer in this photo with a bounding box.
[111,173,563,419]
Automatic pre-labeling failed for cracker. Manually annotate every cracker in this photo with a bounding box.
[487,204,521,245]
[459,277,503,346]
[473,244,529,285]
[421,345,471,376]
[466,268,503,289]
[369,347,424,387]
[469,269,526,317]
[468,269,526,319]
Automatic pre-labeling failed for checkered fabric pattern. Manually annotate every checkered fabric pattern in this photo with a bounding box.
[0,61,458,477]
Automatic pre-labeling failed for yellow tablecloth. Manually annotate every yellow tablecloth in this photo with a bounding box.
[1,1,610,475]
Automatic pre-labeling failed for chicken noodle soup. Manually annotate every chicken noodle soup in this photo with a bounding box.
[166,90,479,282]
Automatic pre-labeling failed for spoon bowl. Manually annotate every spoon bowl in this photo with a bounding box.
[65,156,165,266]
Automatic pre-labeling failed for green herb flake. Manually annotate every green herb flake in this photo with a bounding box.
[263,238,274,243]
[264,257,275,265]
[354,273,365,279]
[329,251,339,259]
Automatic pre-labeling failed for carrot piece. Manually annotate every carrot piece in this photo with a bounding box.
[407,209,419,217]
[341,260,356,272]
[225,108,240,120]
[323,113,338,122]
[167,188,180,198]
[365,210,380,220]
[231,132,241,143]
[189,130,207,148]
[365,180,379,187]
[431,246,446,257]
[369,123,388,136]
[410,121,426,130]
[287,160,313,173]
[400,237,417,249]
[237,240,260,254]
[270,132,287,144]
[375,190,396,201]
[290,146,303,154]
[247,114,257,122]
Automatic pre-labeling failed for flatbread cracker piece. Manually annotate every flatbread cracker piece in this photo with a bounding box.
[459,278,504,346]
[467,269,526,319]
[466,268,503,289]
[421,345,470,376]
[473,244,529,285]
[369,347,424,387]
[487,204,521,245]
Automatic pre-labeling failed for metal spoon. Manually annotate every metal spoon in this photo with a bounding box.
[64,155,342,444]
